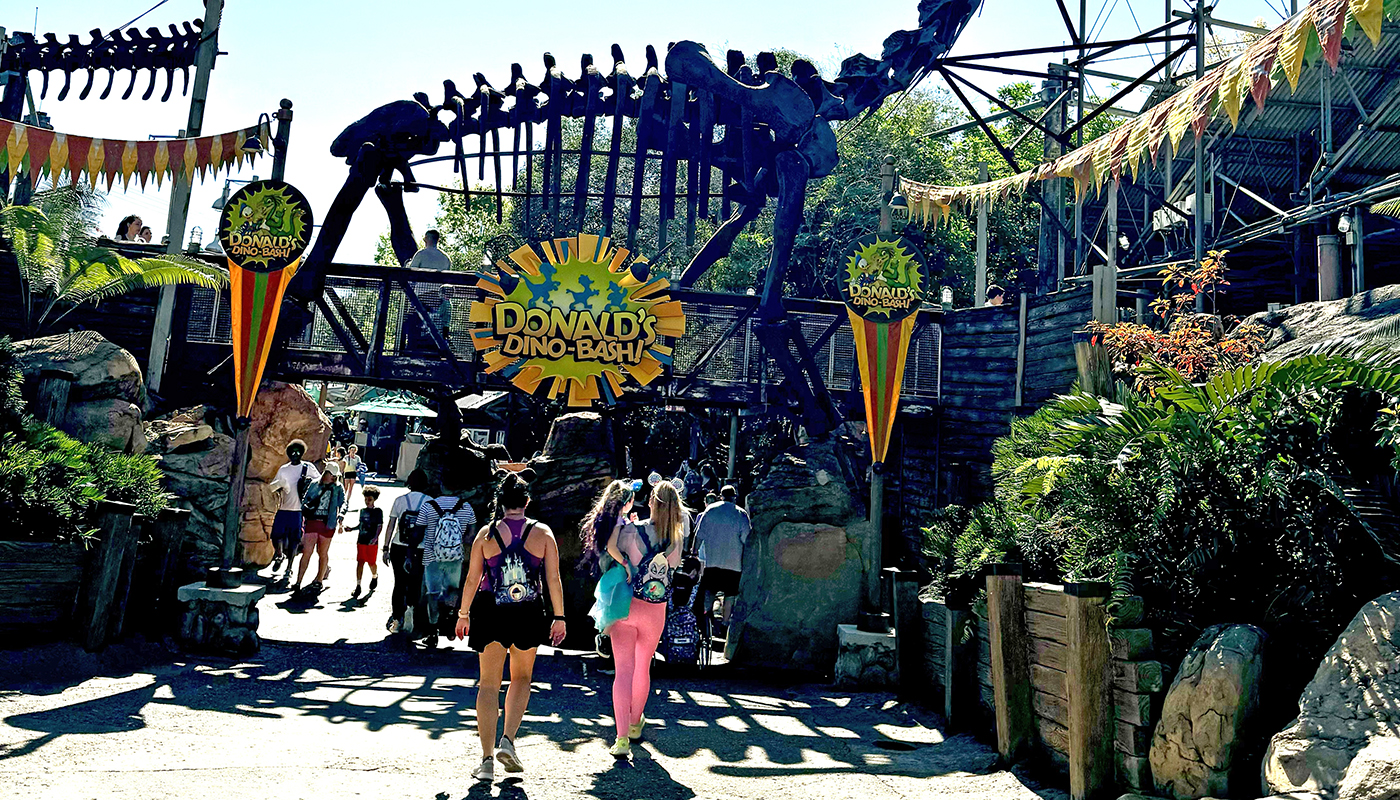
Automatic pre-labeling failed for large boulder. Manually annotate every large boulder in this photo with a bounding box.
[1264,592,1400,800]
[1241,284,1400,360]
[14,331,148,453]
[1150,624,1267,799]
[728,438,877,672]
[236,383,332,567]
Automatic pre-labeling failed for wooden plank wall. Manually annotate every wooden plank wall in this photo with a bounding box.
[0,541,85,636]
[0,254,161,366]
[1025,582,1071,771]
[1022,289,1093,407]
[902,287,1091,516]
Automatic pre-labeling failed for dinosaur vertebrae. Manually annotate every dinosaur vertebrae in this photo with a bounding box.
[1,19,205,102]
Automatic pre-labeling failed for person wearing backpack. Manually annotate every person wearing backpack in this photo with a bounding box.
[292,462,346,594]
[452,470,566,783]
[384,469,430,634]
[596,480,687,759]
[269,439,320,582]
[414,466,478,647]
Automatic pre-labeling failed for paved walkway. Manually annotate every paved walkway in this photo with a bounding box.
[0,478,1066,800]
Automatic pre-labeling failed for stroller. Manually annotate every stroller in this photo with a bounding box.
[660,548,707,670]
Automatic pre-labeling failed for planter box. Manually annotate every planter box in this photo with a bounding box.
[0,540,86,639]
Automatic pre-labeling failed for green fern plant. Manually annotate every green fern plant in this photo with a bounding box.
[1,187,227,337]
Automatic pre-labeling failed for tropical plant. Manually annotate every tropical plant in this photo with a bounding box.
[0,186,227,337]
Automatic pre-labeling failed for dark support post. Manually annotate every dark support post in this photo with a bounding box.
[272,98,293,181]
[1318,234,1342,301]
[945,603,975,724]
[222,418,252,569]
[1193,1,1206,311]
[1066,581,1113,800]
[868,154,897,609]
[150,507,192,634]
[987,563,1032,762]
[1074,329,1111,396]
[727,413,739,482]
[76,501,139,651]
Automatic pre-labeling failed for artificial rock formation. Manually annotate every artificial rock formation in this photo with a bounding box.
[1150,624,1268,800]
[146,407,233,578]
[1263,591,1400,800]
[1242,283,1400,360]
[14,331,148,453]
[728,438,876,672]
[522,412,616,647]
[237,382,332,567]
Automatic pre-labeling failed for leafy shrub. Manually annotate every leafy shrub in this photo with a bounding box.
[0,336,171,541]
[935,353,1400,696]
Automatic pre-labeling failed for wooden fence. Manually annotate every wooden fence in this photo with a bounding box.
[917,565,1170,798]
[895,287,1091,538]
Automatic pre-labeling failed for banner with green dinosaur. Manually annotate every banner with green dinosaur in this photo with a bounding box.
[838,234,929,465]
[218,180,313,418]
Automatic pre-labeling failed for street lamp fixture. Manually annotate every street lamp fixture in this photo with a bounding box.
[212,175,260,211]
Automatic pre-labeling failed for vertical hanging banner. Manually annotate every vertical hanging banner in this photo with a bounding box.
[838,234,929,465]
[218,180,314,417]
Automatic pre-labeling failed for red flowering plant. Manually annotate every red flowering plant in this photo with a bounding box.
[1088,250,1266,388]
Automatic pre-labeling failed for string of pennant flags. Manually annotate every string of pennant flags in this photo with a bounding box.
[899,0,1391,224]
[0,119,270,192]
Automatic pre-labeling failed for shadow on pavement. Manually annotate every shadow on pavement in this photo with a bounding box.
[1,639,1007,786]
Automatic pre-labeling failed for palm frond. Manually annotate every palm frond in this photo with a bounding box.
[1370,197,1400,218]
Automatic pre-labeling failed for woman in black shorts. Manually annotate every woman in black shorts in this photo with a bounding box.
[453,470,566,783]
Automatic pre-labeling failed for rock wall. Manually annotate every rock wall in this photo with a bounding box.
[1242,283,1400,360]
[14,331,148,453]
[524,412,616,648]
[236,382,332,567]
[1264,591,1400,800]
[145,408,233,579]
[728,439,877,673]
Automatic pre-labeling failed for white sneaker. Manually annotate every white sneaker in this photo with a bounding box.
[472,756,494,782]
[495,736,523,773]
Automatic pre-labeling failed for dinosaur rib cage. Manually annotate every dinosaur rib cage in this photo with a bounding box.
[401,46,817,261]
[1,19,206,103]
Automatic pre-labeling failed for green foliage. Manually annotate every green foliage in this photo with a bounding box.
[0,336,171,541]
[936,350,1400,688]
[0,187,227,337]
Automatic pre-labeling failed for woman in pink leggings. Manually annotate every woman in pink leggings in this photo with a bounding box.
[586,480,686,758]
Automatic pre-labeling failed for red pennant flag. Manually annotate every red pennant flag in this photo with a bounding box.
[165,138,187,183]
[194,136,214,179]
[66,135,92,184]
[135,141,158,189]
[103,139,126,189]
[24,128,54,177]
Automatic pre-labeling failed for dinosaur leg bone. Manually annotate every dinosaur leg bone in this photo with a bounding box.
[757,150,809,323]
[678,200,765,288]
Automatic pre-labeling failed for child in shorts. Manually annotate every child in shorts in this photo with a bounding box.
[346,485,383,599]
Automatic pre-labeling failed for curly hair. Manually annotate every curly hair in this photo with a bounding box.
[580,479,635,565]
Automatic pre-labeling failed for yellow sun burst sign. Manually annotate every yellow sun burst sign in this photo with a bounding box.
[469,234,686,406]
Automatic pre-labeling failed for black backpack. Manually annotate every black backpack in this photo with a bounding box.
[399,494,428,547]
[295,464,312,498]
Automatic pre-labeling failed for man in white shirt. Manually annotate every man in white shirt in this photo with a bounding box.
[405,230,454,347]
[269,439,321,580]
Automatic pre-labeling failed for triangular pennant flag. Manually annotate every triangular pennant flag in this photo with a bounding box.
[48,133,67,185]
[119,140,139,189]
[1312,0,1349,69]
[25,128,54,182]
[135,141,157,190]
[86,138,106,186]
[153,140,169,188]
[1353,0,1383,47]
[6,122,27,177]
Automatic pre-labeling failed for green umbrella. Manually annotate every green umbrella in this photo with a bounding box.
[346,393,438,418]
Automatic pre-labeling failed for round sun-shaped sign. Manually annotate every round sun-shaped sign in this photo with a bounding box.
[217,179,313,273]
[837,234,929,322]
[470,234,686,407]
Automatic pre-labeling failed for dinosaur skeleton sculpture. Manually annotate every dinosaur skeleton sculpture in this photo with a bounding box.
[1,18,205,102]
[289,0,978,435]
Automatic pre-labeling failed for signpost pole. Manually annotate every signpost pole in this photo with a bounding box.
[148,0,225,394]
[869,155,897,608]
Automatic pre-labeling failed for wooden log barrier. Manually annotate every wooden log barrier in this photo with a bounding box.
[1073,330,1111,397]
[1066,581,1113,800]
[987,563,1033,761]
[74,501,139,651]
[35,369,76,427]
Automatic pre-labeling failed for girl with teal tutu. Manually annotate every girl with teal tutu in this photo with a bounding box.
[584,480,638,631]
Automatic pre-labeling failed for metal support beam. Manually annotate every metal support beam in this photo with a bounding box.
[976,162,989,304]
[1194,3,1206,310]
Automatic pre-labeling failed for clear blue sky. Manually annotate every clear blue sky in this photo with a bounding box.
[11,0,1290,262]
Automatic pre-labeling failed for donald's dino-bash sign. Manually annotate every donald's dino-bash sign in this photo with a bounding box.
[470,234,686,406]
